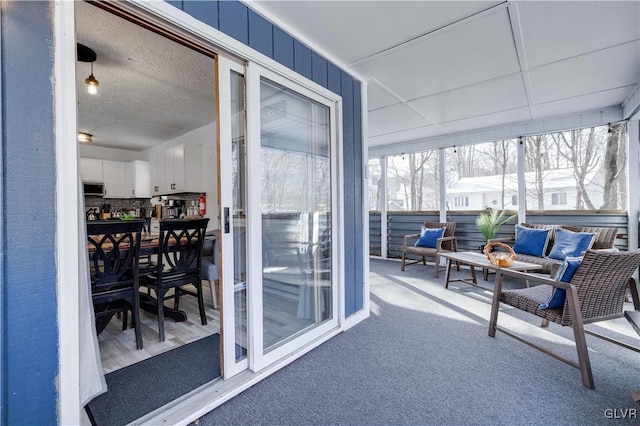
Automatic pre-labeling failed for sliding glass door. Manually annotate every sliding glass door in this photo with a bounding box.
[220,58,340,374]
[260,78,333,351]
[245,64,340,369]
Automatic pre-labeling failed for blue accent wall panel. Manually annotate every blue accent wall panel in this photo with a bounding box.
[312,53,328,88]
[352,81,364,311]
[273,27,294,70]
[327,62,342,95]
[2,2,58,423]
[248,9,273,58]
[219,0,249,45]
[183,1,219,29]
[293,40,312,80]
[165,0,183,11]
[340,72,357,316]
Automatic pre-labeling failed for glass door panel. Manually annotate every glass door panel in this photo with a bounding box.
[260,77,332,351]
[230,70,248,362]
[218,57,248,378]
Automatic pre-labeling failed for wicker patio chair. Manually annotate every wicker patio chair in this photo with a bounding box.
[401,221,458,278]
[488,249,640,389]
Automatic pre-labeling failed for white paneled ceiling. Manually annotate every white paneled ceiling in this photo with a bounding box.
[75,1,640,153]
[252,0,640,150]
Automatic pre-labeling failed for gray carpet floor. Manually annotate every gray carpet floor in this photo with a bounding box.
[196,258,640,425]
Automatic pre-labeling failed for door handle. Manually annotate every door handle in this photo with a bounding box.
[224,207,230,234]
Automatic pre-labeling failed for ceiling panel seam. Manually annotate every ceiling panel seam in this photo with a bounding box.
[506,1,536,121]
[526,38,640,72]
[347,1,509,68]
[369,78,449,136]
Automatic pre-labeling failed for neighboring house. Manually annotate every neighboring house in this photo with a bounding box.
[1,1,366,424]
[447,167,603,211]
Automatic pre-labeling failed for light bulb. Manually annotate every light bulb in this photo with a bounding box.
[85,71,99,95]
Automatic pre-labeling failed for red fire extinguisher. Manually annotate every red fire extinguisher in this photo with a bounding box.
[199,193,206,216]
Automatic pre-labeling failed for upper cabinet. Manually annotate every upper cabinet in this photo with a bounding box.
[126,160,151,198]
[150,144,203,195]
[102,160,128,198]
[80,158,103,182]
[81,158,151,199]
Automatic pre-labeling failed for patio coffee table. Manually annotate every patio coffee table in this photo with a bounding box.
[441,251,544,290]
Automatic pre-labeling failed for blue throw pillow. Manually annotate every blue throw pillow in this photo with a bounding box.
[539,257,582,309]
[513,225,551,257]
[548,228,595,260]
[415,227,445,248]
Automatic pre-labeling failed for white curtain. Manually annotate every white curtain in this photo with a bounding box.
[78,171,107,409]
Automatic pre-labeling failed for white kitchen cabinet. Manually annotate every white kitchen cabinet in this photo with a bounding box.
[150,150,162,195]
[149,144,203,194]
[80,158,103,182]
[126,160,151,198]
[102,160,128,198]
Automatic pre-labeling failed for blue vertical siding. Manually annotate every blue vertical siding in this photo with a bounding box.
[166,0,183,10]
[327,62,342,95]
[352,81,364,311]
[293,40,312,80]
[2,2,58,424]
[219,1,249,45]
[248,9,273,58]
[183,1,219,29]
[273,27,295,70]
[312,53,328,89]
[340,72,357,316]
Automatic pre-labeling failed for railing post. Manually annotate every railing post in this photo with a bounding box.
[439,148,447,223]
[381,157,388,258]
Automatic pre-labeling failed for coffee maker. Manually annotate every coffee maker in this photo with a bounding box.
[166,199,185,218]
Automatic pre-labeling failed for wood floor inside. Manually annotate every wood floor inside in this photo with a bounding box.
[98,281,220,374]
[98,277,330,374]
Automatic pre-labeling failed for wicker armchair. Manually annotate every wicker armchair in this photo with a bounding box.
[401,221,458,277]
[488,249,640,389]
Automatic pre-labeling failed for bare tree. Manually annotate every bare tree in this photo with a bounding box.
[524,135,549,210]
[601,122,626,209]
[455,145,478,178]
[555,128,600,209]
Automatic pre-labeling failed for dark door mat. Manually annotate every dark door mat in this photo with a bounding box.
[86,333,220,426]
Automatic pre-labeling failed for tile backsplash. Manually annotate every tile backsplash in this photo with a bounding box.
[85,192,202,218]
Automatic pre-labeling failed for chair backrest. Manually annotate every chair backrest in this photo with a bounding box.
[423,221,456,250]
[560,249,640,325]
[87,220,144,293]
[157,218,210,277]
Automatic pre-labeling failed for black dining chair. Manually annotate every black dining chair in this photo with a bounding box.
[87,219,145,350]
[140,218,210,342]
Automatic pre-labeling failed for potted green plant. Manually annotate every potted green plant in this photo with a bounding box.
[476,209,516,251]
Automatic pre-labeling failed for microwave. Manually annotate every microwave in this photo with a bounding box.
[83,182,105,197]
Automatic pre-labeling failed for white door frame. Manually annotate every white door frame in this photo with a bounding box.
[217,56,250,378]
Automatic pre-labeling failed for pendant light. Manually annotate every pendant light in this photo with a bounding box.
[77,43,99,95]
[85,62,99,95]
